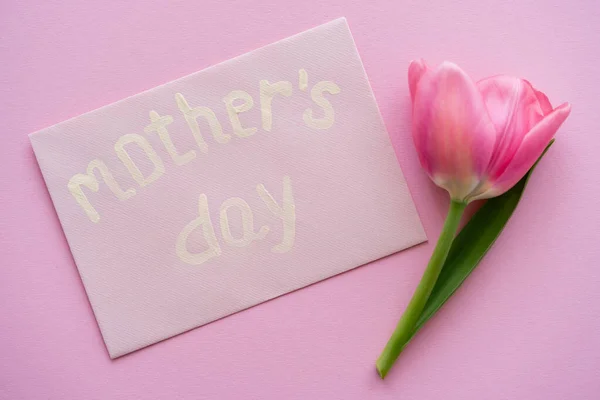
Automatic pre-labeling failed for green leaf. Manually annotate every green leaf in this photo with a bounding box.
[405,140,555,346]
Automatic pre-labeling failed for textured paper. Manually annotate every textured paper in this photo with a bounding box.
[29,18,426,358]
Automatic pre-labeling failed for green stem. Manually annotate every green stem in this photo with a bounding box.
[376,200,466,379]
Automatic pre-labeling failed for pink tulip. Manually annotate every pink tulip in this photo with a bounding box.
[376,60,571,379]
[408,60,571,203]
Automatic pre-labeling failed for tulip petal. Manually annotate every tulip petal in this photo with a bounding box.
[473,102,571,199]
[408,59,429,102]
[412,62,496,200]
[477,76,547,181]
[525,79,553,115]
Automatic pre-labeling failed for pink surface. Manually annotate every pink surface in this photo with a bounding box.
[1,0,599,399]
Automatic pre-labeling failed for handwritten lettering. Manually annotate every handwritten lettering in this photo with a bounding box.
[68,71,340,223]
[175,194,222,265]
[223,90,258,138]
[260,79,293,132]
[144,110,196,166]
[303,80,341,130]
[68,159,136,223]
[114,134,165,187]
[176,176,295,265]
[256,175,295,253]
[176,93,229,148]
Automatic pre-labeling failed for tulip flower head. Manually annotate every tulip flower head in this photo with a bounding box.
[408,60,571,203]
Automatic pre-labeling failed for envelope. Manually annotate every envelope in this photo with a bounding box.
[30,18,426,358]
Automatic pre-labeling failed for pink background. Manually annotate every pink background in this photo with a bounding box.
[1,0,599,399]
